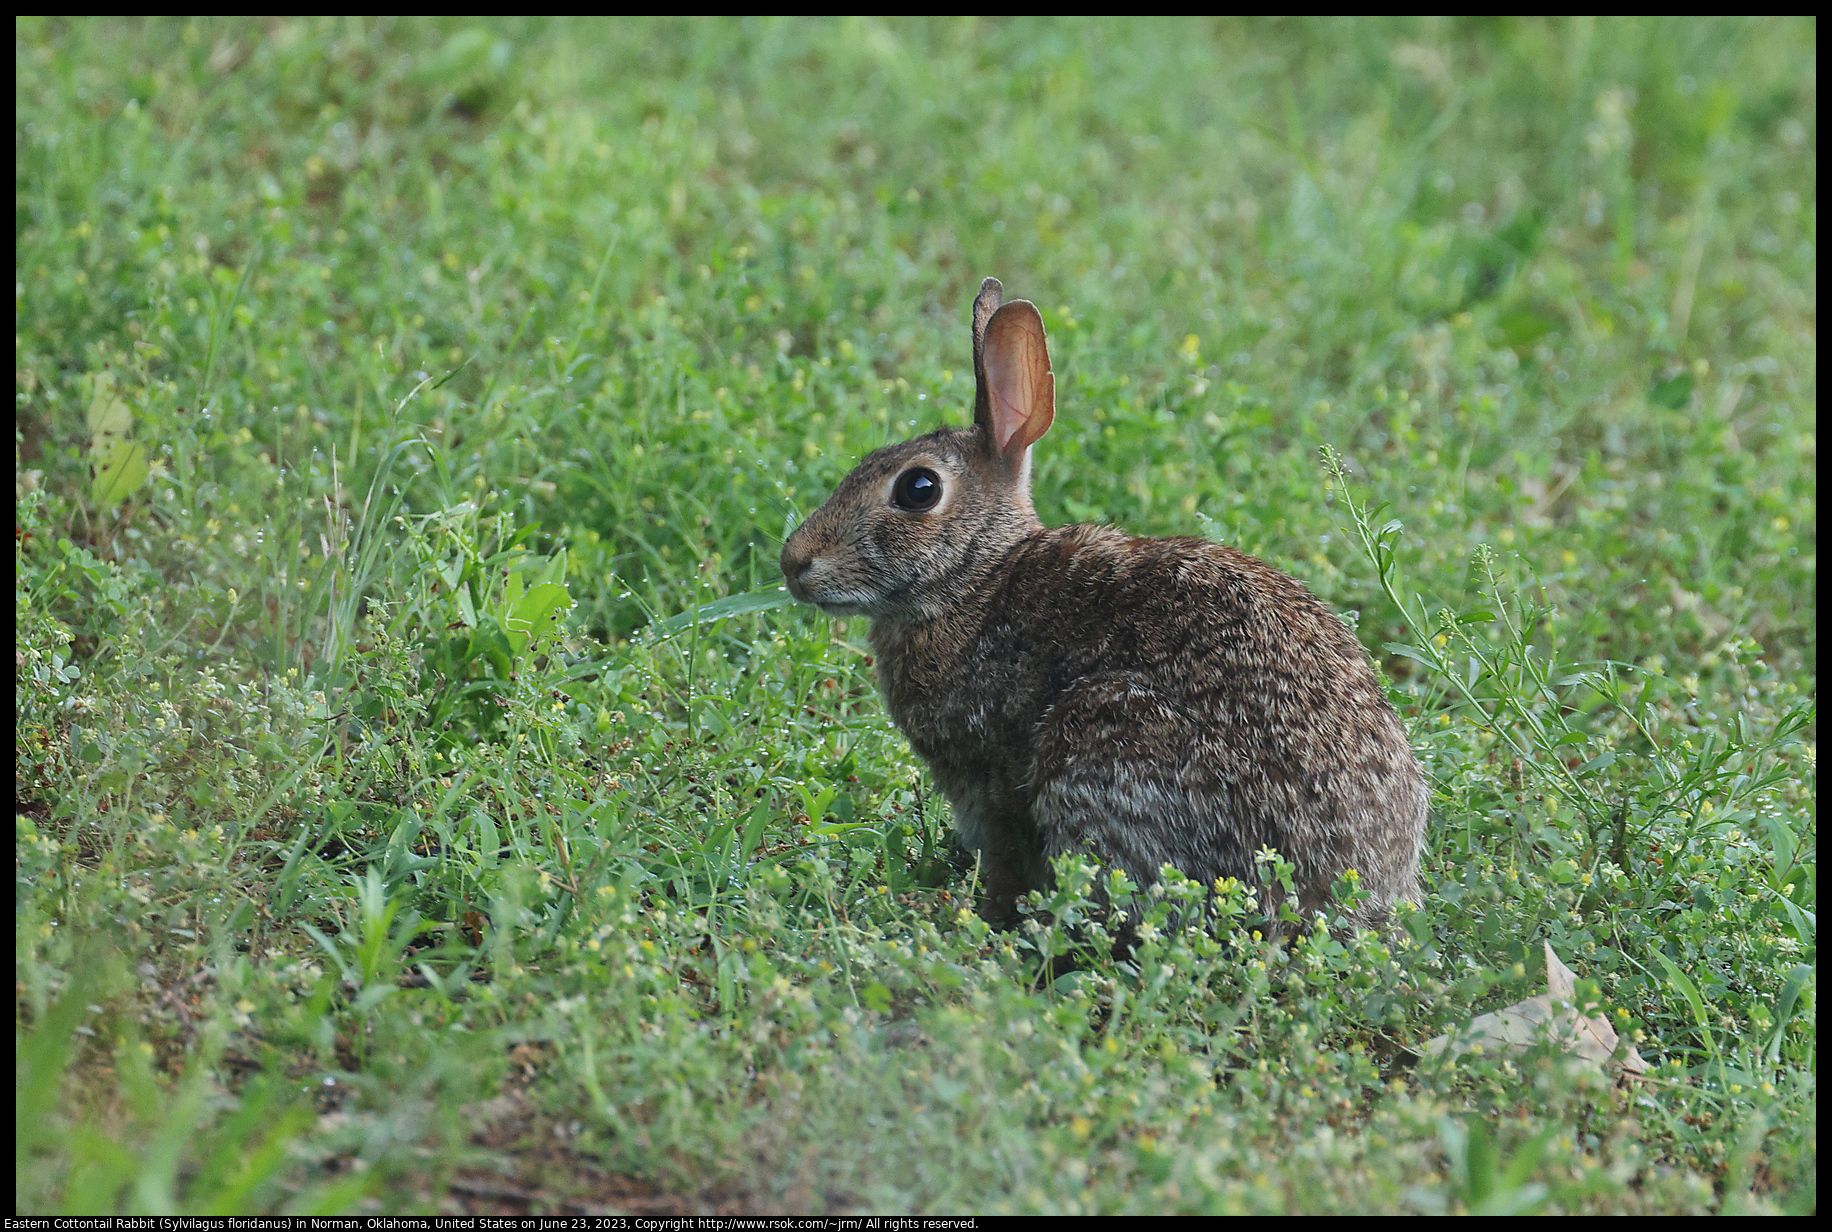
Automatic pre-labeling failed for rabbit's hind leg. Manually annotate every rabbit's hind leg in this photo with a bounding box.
[1027,676,1260,940]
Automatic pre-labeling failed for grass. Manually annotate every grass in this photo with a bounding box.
[15,15,1816,1215]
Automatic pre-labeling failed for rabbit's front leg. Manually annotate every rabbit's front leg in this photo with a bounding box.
[938,783,1044,926]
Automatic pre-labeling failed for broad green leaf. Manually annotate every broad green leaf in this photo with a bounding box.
[651,585,795,638]
[85,370,146,508]
[1763,962,1814,1067]
[740,799,770,866]
[91,440,149,508]
[538,551,567,588]
[509,581,571,627]
[506,582,572,655]
[1577,751,1616,774]
[1650,372,1696,410]
[1655,952,1712,1051]
[85,370,131,439]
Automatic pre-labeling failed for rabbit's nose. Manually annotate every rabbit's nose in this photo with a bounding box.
[780,544,815,599]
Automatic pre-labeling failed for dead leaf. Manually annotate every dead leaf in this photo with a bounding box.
[1423,943,1647,1077]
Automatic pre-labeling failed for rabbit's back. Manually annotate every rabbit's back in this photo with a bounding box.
[872,523,1426,928]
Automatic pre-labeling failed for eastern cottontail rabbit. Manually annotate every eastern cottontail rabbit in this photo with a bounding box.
[781,278,1426,938]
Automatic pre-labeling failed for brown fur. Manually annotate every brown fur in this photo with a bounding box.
[781,278,1426,936]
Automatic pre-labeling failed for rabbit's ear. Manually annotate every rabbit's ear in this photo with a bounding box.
[970,276,1004,428]
[980,299,1055,463]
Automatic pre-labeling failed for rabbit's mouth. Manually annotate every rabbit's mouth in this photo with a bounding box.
[789,584,875,617]
[807,596,872,616]
[783,553,877,615]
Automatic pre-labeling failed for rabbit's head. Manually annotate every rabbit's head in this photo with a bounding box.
[781,278,1056,622]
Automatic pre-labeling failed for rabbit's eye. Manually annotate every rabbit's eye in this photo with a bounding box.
[892,468,942,512]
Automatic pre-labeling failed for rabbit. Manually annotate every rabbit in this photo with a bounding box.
[780,277,1427,942]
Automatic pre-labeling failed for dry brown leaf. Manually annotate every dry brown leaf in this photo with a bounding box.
[1423,942,1647,1077]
